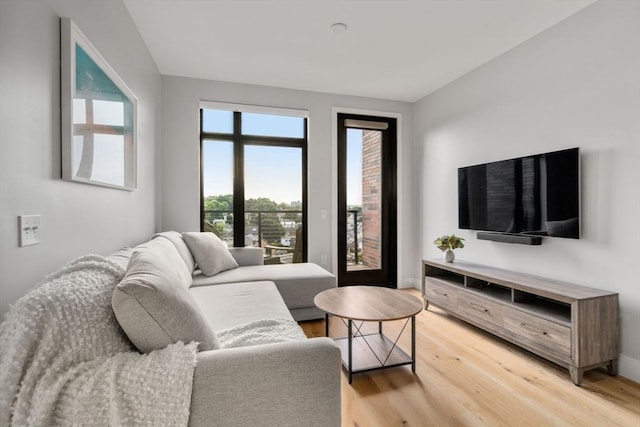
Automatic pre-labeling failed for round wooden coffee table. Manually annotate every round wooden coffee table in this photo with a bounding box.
[314,286,422,383]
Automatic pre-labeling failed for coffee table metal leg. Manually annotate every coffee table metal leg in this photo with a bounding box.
[378,321,382,335]
[411,315,416,372]
[348,319,353,384]
[325,313,329,337]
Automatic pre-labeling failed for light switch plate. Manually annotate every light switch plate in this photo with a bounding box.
[19,215,41,247]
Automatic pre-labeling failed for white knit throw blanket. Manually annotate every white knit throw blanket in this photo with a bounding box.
[217,318,307,348]
[0,255,197,426]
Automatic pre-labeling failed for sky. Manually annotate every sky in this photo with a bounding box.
[203,142,303,204]
[346,129,363,206]
[202,110,364,206]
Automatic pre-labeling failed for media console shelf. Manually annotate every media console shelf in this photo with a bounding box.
[421,259,618,385]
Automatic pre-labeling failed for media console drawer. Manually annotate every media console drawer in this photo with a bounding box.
[457,292,503,329]
[423,278,458,310]
[503,306,571,359]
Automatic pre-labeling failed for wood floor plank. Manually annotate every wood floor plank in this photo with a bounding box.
[301,288,640,427]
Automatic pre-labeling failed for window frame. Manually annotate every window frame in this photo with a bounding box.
[199,103,308,262]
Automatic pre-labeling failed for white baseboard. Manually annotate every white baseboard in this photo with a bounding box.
[619,354,640,384]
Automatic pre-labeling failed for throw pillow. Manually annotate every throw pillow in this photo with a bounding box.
[112,237,220,352]
[182,232,239,277]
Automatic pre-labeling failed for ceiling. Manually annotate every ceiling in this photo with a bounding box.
[123,0,596,102]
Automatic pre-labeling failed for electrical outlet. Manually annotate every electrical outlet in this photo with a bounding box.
[320,254,328,266]
[320,209,327,220]
[19,215,41,247]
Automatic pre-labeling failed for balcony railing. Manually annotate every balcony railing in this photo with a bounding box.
[347,209,362,266]
[203,209,303,264]
[204,208,364,267]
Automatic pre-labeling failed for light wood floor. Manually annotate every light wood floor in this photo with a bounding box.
[300,289,640,427]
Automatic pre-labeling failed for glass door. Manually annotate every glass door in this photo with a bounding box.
[337,113,397,286]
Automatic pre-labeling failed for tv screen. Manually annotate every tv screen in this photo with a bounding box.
[458,147,580,239]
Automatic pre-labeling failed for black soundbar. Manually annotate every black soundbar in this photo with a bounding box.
[477,232,542,245]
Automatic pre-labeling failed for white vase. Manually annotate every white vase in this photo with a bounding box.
[444,249,455,263]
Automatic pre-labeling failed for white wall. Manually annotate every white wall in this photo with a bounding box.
[415,0,640,382]
[161,77,418,287]
[0,0,162,317]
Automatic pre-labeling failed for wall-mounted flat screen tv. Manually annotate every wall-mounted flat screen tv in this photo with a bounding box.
[458,147,580,239]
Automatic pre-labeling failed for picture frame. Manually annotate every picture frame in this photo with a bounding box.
[60,17,137,191]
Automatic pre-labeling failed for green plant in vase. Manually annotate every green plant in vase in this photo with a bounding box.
[433,234,465,263]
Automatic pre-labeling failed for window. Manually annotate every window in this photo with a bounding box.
[200,104,307,264]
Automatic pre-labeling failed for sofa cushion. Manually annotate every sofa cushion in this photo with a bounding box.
[189,281,293,331]
[153,231,196,273]
[227,247,264,266]
[183,232,238,277]
[191,263,336,310]
[112,238,220,353]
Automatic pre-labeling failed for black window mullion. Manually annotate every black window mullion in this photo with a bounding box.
[200,132,233,140]
[201,133,304,148]
[238,135,305,147]
[233,112,245,247]
[199,108,205,231]
[302,117,308,262]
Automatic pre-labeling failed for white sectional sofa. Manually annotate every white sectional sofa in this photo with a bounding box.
[0,231,341,427]
[118,231,342,426]
[192,252,337,321]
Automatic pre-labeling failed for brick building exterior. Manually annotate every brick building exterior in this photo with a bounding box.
[361,130,381,268]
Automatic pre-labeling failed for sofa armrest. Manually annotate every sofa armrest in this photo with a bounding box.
[188,337,341,427]
[228,247,264,266]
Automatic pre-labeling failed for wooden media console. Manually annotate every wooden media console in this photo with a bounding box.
[421,259,618,385]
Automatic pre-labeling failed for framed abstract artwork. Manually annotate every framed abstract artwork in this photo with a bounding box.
[60,17,137,190]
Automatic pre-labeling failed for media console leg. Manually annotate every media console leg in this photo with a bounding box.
[607,359,618,376]
[569,366,584,386]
